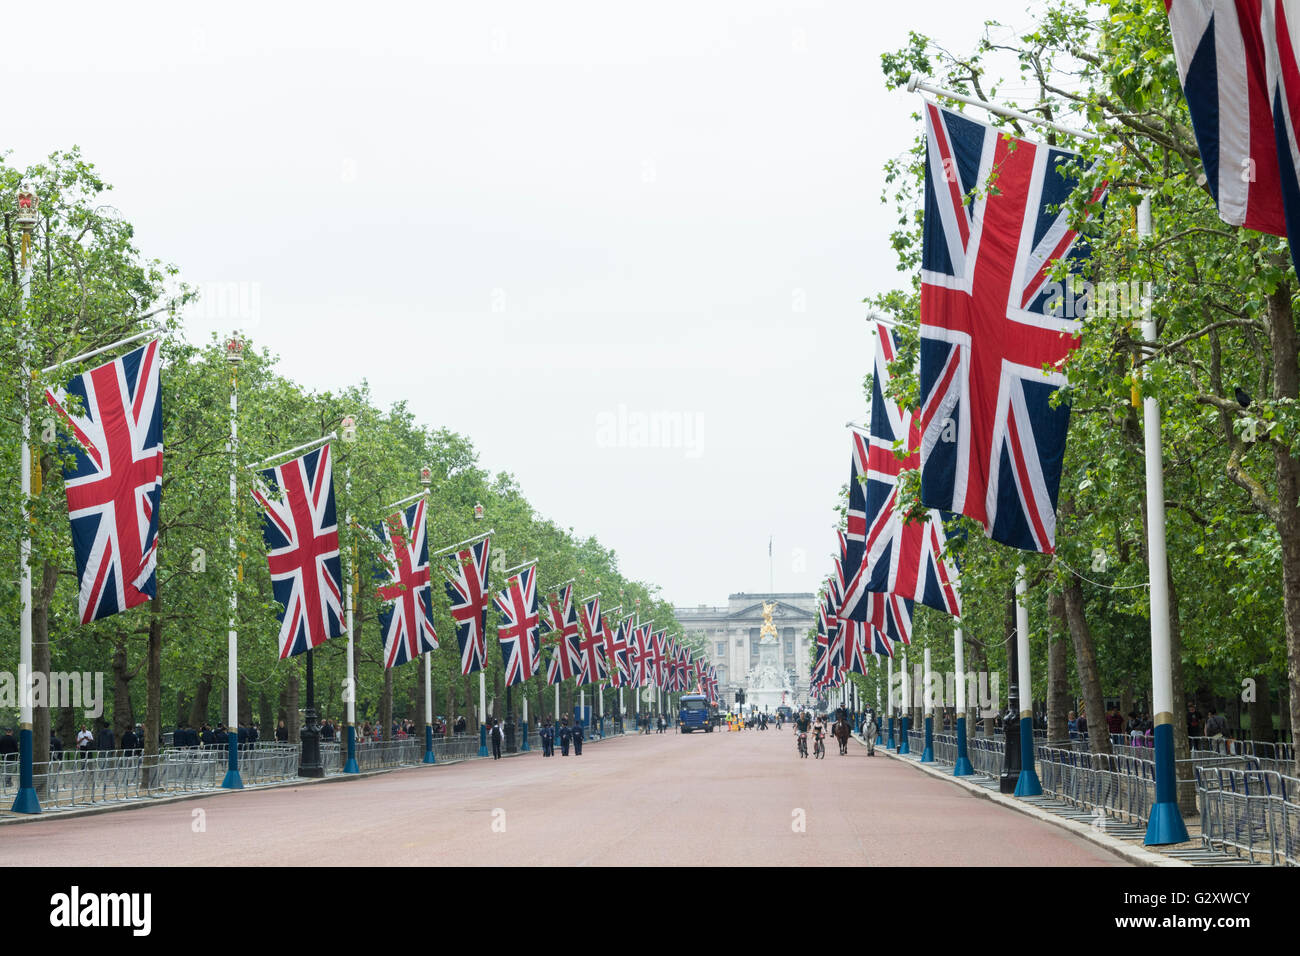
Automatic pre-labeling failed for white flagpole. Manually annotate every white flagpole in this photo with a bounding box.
[921,646,935,762]
[12,191,38,814]
[343,462,359,774]
[898,648,910,754]
[886,654,895,750]
[1014,565,1042,795]
[1138,195,1189,844]
[953,627,973,775]
[422,652,435,764]
[221,350,243,789]
[478,671,488,757]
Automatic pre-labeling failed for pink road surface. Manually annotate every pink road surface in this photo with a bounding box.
[1,730,1124,866]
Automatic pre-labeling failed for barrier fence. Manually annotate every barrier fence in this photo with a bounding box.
[882,726,1297,864]
[1,721,629,815]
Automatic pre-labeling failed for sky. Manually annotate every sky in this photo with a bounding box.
[7,0,1036,606]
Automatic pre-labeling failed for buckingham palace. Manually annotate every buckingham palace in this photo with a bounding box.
[673,592,817,707]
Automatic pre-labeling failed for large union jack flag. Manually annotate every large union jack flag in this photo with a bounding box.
[373,498,438,668]
[251,443,344,658]
[46,339,163,624]
[577,596,609,686]
[494,566,541,686]
[859,322,962,617]
[919,102,1105,554]
[444,536,491,675]
[543,584,582,684]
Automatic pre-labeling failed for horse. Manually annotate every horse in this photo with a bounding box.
[832,719,851,755]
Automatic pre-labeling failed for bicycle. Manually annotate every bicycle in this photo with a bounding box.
[814,734,825,759]
[797,732,808,759]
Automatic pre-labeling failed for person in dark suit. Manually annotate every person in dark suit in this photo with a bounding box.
[558,717,572,756]
[120,726,139,752]
[96,721,115,752]
[49,731,63,753]
[248,722,260,744]
[572,718,585,756]
[541,719,554,757]
[490,719,503,760]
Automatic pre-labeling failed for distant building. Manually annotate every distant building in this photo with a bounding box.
[674,592,816,706]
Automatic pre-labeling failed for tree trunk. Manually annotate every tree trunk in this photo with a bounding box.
[1060,577,1111,756]
[380,667,393,741]
[237,673,253,729]
[1045,593,1070,747]
[1248,671,1272,742]
[176,689,188,729]
[144,596,162,756]
[414,670,426,739]
[111,638,135,744]
[286,672,301,744]
[189,675,213,729]
[259,692,273,741]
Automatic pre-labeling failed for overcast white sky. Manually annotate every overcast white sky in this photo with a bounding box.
[9,0,1036,606]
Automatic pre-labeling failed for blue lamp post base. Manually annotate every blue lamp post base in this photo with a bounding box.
[1144,723,1189,844]
[953,716,973,776]
[478,723,489,757]
[898,716,911,755]
[344,724,360,774]
[1013,715,1042,797]
[920,714,934,763]
[221,734,243,789]
[10,729,40,814]
[423,724,436,764]
[886,716,896,751]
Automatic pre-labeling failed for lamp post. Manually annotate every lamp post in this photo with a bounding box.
[1013,565,1042,796]
[921,646,935,762]
[12,183,40,814]
[953,627,973,776]
[898,648,910,755]
[886,654,896,751]
[475,500,488,757]
[420,466,436,765]
[341,417,360,773]
[222,335,244,789]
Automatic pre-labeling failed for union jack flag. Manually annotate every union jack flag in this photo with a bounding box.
[604,614,632,687]
[46,340,163,624]
[1167,1,1300,274]
[444,537,491,675]
[544,584,582,684]
[494,566,541,686]
[858,322,962,617]
[838,430,870,622]
[918,102,1105,553]
[373,498,438,668]
[629,623,654,686]
[251,443,344,659]
[651,630,670,688]
[577,596,609,686]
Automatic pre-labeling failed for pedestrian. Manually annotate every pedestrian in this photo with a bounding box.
[573,718,584,756]
[76,724,93,755]
[559,717,572,756]
[275,719,289,743]
[95,720,114,752]
[541,719,554,757]
[120,724,139,752]
[1205,707,1228,753]
[490,719,503,760]
[50,730,63,753]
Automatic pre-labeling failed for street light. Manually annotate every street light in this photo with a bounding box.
[12,182,40,814]
[222,335,244,790]
[473,501,484,520]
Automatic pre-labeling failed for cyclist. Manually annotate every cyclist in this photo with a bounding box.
[812,714,827,758]
[794,710,811,758]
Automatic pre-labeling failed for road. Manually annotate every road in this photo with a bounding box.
[0,728,1125,866]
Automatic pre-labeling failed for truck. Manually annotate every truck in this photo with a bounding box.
[678,694,712,733]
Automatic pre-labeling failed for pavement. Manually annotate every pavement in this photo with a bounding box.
[0,727,1129,866]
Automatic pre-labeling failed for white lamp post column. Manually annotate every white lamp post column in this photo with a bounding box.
[221,336,244,789]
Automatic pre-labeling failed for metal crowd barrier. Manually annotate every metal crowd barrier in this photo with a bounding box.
[1196,767,1300,866]
[1035,745,1156,825]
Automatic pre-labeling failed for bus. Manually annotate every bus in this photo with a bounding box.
[678,694,712,733]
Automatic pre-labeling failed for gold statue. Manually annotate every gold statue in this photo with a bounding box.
[760,601,778,643]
